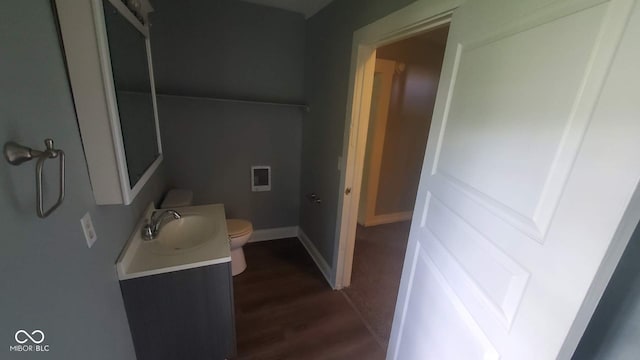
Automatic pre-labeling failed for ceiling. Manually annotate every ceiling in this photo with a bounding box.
[240,0,335,18]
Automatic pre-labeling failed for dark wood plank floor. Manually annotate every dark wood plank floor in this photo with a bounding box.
[343,221,410,345]
[233,238,385,360]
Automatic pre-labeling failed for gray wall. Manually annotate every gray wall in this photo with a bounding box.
[573,221,640,359]
[0,1,167,359]
[150,0,305,102]
[300,0,417,268]
[158,97,302,229]
[150,0,305,229]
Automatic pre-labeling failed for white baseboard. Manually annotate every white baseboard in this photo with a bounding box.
[297,228,333,287]
[246,225,334,288]
[360,211,413,227]
[250,226,299,243]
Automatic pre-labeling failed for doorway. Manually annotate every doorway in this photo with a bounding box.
[341,25,450,346]
[333,7,453,291]
[332,0,640,357]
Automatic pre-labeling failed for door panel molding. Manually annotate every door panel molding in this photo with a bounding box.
[423,193,530,330]
[393,240,499,360]
[337,0,640,358]
[429,1,632,244]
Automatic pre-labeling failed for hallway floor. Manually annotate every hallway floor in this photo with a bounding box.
[343,221,411,346]
[233,238,385,360]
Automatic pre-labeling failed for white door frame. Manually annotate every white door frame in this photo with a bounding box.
[358,59,412,228]
[334,0,640,357]
[333,0,462,289]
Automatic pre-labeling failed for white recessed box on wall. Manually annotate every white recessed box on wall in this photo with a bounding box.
[55,0,162,205]
[251,166,271,192]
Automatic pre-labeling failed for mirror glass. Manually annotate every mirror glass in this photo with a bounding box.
[102,0,159,187]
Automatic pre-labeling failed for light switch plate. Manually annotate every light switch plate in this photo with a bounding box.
[81,212,97,248]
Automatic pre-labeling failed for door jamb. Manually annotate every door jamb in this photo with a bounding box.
[333,0,462,290]
[358,59,397,228]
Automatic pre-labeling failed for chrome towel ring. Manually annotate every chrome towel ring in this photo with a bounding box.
[4,139,65,218]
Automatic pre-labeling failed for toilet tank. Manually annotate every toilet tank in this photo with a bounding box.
[161,189,193,208]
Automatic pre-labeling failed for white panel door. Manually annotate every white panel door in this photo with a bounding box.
[387,0,640,359]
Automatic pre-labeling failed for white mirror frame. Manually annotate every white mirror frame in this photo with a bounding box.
[55,0,162,205]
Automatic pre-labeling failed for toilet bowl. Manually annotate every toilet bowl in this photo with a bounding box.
[161,189,253,276]
[226,219,253,276]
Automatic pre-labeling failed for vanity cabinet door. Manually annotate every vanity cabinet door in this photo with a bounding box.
[120,263,236,360]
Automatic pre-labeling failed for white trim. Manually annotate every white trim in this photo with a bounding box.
[119,36,163,204]
[298,228,333,288]
[92,0,131,204]
[55,0,162,205]
[358,59,396,227]
[93,0,162,205]
[105,0,148,36]
[249,226,299,243]
[333,0,460,290]
[126,155,163,204]
[359,211,413,227]
[146,37,163,165]
[243,225,334,287]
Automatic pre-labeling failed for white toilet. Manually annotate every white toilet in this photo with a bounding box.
[225,218,253,276]
[161,189,253,276]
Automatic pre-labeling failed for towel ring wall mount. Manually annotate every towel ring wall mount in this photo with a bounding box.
[4,139,66,218]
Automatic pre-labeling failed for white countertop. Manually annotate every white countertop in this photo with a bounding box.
[116,203,231,280]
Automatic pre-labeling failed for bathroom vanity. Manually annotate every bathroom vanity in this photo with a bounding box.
[117,204,236,360]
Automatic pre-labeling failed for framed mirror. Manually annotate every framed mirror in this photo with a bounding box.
[102,0,160,188]
[54,0,162,205]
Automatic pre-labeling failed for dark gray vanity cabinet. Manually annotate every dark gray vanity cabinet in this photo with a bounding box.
[120,263,236,360]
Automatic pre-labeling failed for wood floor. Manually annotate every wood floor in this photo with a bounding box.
[343,221,410,345]
[233,238,385,360]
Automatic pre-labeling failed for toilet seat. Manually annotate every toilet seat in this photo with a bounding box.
[226,219,253,238]
[226,219,253,276]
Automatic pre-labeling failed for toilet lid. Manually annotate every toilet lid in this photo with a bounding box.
[226,219,253,238]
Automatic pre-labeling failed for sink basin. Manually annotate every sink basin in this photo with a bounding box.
[116,203,231,280]
[148,214,218,255]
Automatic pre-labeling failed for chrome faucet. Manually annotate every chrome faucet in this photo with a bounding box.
[142,209,181,240]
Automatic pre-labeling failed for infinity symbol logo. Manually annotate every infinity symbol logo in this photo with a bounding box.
[15,330,45,344]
